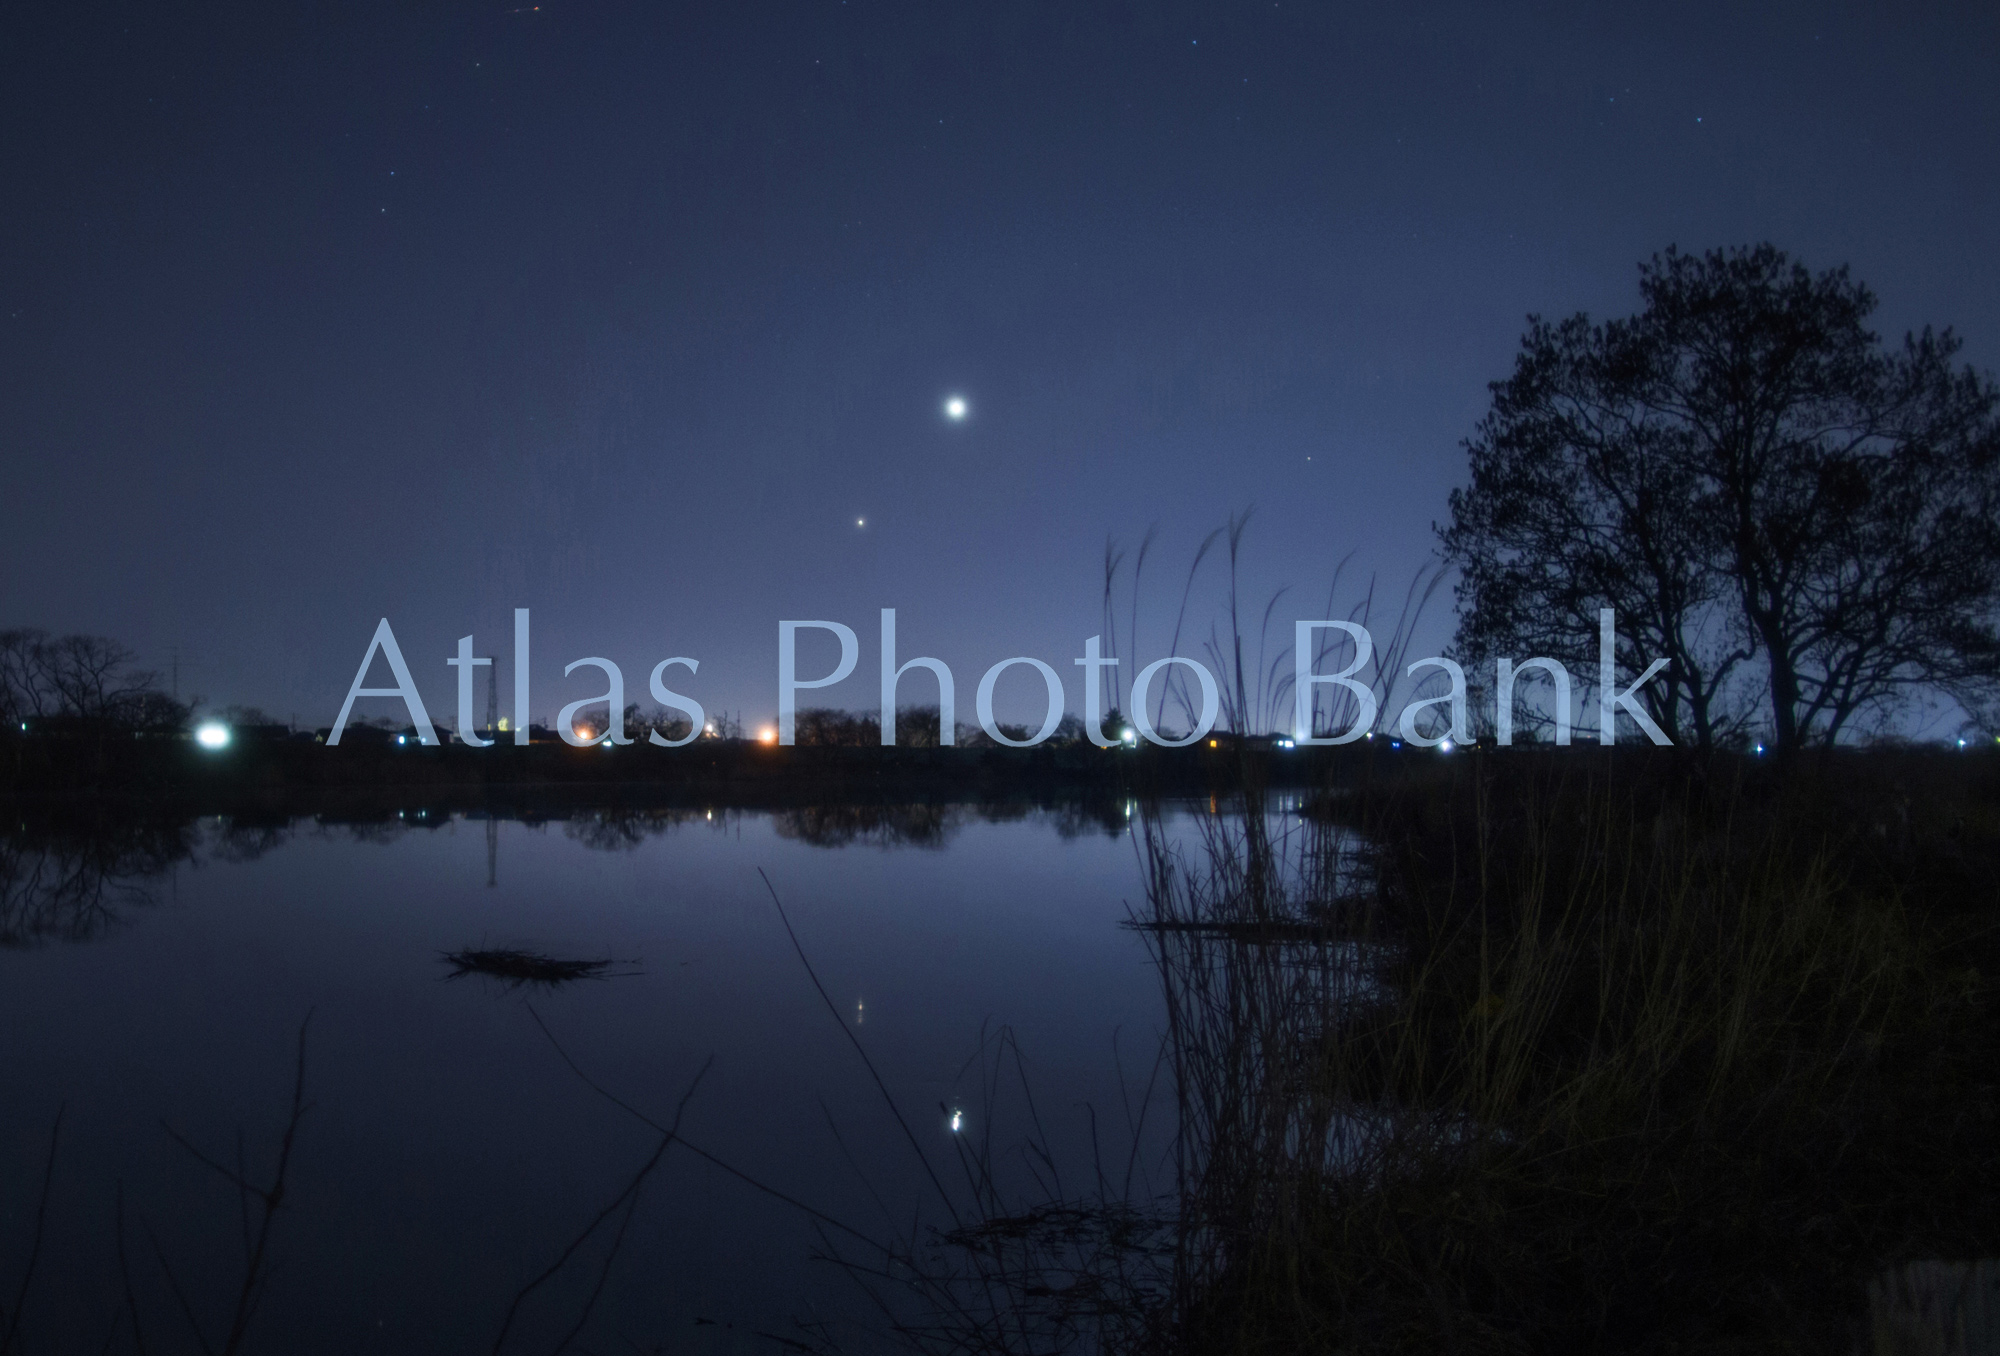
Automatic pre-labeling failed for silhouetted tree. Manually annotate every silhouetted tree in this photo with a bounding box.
[0,629,187,729]
[1442,245,2000,752]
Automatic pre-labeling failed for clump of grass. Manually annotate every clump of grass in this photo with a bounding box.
[1137,753,1999,1354]
[440,948,618,988]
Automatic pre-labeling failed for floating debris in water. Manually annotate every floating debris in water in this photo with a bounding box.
[439,948,621,988]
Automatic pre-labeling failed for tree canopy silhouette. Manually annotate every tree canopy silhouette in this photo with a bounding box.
[1441,244,2000,753]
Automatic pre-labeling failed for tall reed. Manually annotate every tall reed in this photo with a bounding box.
[1132,754,1987,1354]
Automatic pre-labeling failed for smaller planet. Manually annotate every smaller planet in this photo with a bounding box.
[943,395,969,421]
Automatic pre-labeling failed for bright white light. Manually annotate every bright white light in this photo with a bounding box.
[948,1109,963,1133]
[1121,728,1137,746]
[1754,743,1765,755]
[396,734,407,746]
[1279,738,1296,750]
[194,723,231,750]
[1439,739,1453,753]
[943,395,968,421]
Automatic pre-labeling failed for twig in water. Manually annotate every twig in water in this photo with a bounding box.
[489,1053,710,1355]
[757,868,961,1231]
[157,1011,314,1356]
[519,1005,886,1254]
[0,1103,63,1356]
[114,1183,148,1356]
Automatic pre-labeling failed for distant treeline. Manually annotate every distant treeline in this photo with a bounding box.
[788,704,1094,748]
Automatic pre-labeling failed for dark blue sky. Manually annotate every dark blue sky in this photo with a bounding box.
[4,1,1997,730]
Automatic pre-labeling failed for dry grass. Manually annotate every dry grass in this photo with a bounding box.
[440,948,618,988]
[1130,751,2000,1355]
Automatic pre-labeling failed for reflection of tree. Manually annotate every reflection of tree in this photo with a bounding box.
[1044,800,1130,839]
[204,819,293,863]
[312,819,409,846]
[0,821,195,946]
[772,802,959,849]
[561,807,706,852]
[309,809,451,846]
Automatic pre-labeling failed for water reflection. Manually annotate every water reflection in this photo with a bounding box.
[0,816,195,946]
[0,796,1140,953]
[560,805,719,851]
[0,793,1184,1353]
[0,791,1346,1352]
[773,801,958,848]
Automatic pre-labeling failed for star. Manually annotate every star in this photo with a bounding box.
[943,395,969,421]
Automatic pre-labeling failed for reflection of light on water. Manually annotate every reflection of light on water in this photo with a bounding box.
[949,1108,963,1133]
[855,999,864,1025]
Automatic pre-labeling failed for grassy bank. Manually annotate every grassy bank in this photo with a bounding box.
[1137,749,2000,1354]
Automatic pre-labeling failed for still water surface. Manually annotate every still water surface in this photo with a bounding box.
[1,802,1194,1352]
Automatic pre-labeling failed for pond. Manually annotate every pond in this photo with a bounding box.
[0,800,1227,1354]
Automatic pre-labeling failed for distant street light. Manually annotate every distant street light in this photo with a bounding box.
[195,723,231,750]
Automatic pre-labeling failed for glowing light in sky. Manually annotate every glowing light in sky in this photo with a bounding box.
[943,395,968,421]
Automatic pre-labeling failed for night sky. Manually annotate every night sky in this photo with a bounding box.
[4,1,1998,730]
